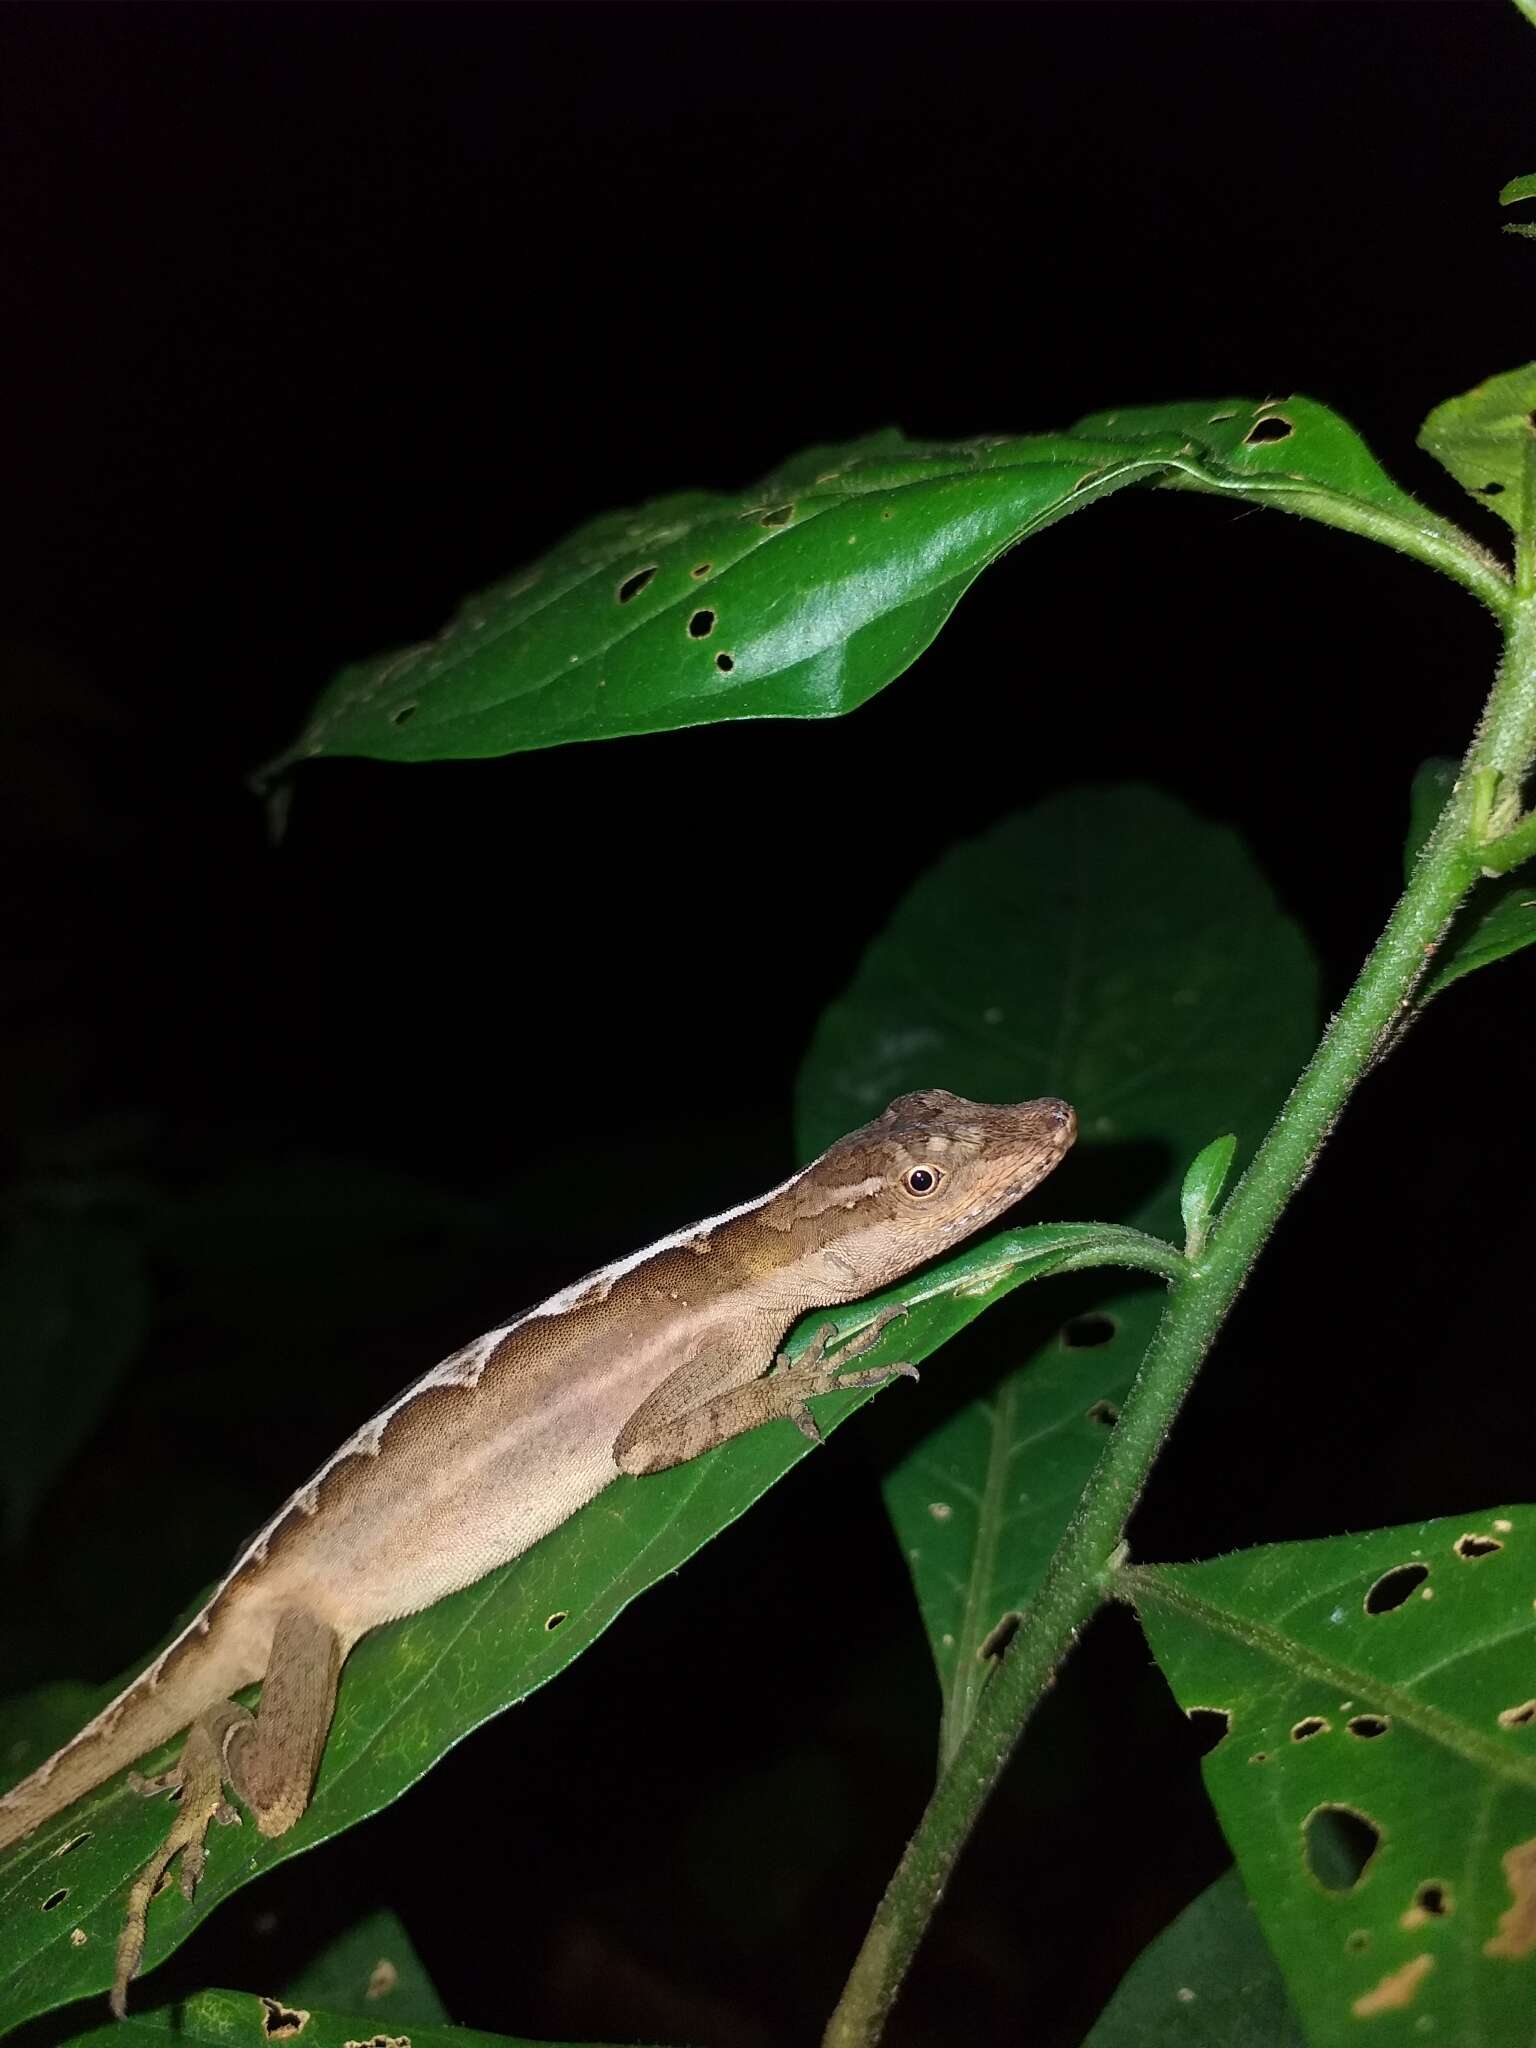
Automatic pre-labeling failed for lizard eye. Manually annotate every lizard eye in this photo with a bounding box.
[902,1165,944,1198]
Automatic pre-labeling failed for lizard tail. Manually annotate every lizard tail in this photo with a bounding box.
[0,1625,260,1855]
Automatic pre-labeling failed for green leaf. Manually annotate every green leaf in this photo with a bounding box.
[0,1218,1157,2028]
[1130,1507,1536,2047]
[33,1985,629,2048]
[1180,1136,1237,1259]
[1403,757,1536,999]
[890,1286,1166,1764]
[1072,396,1504,607]
[1083,1868,1305,2046]
[1077,395,1430,527]
[260,396,1504,781]
[258,428,1181,774]
[280,1907,447,2023]
[0,1210,150,1551]
[797,788,1317,1748]
[1417,365,1536,538]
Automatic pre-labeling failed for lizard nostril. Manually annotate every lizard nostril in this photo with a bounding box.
[1048,1101,1077,1145]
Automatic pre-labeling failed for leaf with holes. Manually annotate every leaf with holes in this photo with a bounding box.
[39,1984,629,2048]
[1083,1867,1306,2046]
[796,787,1316,1749]
[258,394,1500,780]
[1128,1507,1536,2047]
[0,1215,1159,2029]
[1418,364,1536,538]
[1072,396,1504,609]
[1403,757,1536,999]
[257,427,1183,774]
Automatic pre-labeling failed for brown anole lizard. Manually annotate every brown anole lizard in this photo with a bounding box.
[0,1088,1075,2013]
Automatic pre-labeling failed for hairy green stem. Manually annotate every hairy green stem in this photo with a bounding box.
[1162,470,1512,620]
[823,581,1536,2048]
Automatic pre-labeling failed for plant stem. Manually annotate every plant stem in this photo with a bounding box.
[823,582,1536,2048]
[1478,803,1536,874]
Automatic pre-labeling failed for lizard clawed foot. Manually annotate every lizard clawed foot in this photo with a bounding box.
[112,1707,249,2018]
[775,1306,917,1447]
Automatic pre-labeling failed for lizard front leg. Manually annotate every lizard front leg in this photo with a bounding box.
[614,1306,913,1476]
[113,1607,342,2016]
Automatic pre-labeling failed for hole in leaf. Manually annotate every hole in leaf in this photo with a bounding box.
[1085,1397,1119,1427]
[690,562,713,579]
[544,1611,568,1632]
[1246,415,1293,444]
[1498,1699,1536,1730]
[688,609,716,639]
[715,652,735,673]
[760,503,794,527]
[388,704,417,727]
[1207,410,1238,423]
[1348,1714,1390,1740]
[41,1889,67,1912]
[1062,1313,1115,1350]
[260,1999,308,2038]
[1249,1751,1271,1764]
[1415,1881,1451,1917]
[55,1833,92,1856]
[1292,1716,1329,1742]
[1187,1707,1231,1755]
[1365,1562,1428,1613]
[1345,1929,1371,1953]
[1454,1532,1502,1559]
[978,1612,1020,1661]
[1480,481,1506,496]
[1304,1804,1381,1892]
[616,566,656,604]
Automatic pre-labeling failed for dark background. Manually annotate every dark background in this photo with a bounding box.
[3,5,1533,2043]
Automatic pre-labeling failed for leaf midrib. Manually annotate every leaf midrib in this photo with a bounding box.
[1127,1566,1536,1792]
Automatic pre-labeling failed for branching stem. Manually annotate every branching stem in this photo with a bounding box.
[823,567,1536,2048]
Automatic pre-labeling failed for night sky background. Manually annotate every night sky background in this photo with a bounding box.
[3,6,1534,2044]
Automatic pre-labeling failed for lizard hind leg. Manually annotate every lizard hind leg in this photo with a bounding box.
[113,1704,250,2018]
[111,1608,342,2017]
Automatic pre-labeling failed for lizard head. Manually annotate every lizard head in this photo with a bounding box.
[768,1089,1076,1296]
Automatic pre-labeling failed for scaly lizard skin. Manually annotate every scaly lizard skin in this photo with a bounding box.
[0,1089,1075,2012]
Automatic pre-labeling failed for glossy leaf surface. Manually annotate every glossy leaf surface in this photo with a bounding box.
[259,428,1177,772]
[263,395,1496,777]
[1131,1507,1536,2046]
